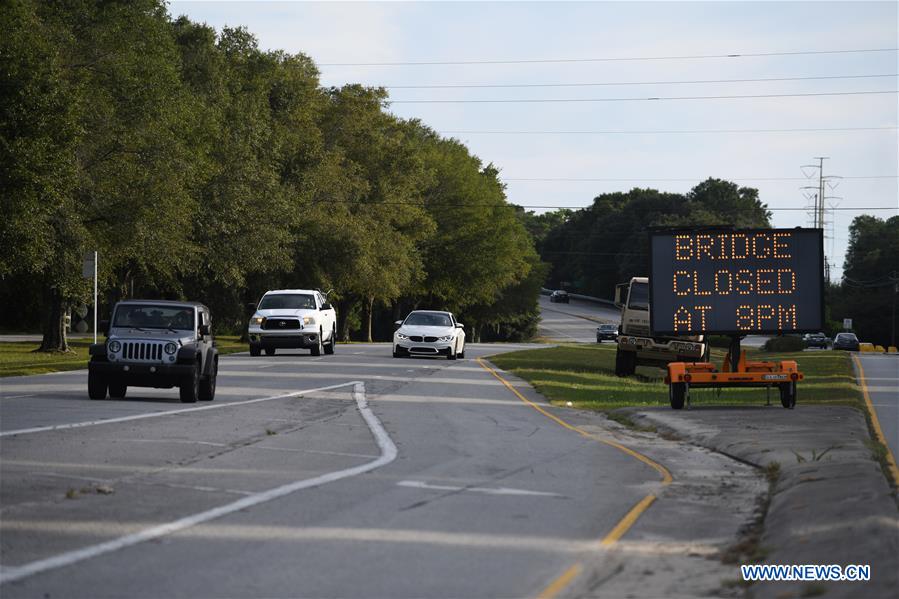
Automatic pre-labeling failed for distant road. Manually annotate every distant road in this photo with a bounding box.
[537,296,618,343]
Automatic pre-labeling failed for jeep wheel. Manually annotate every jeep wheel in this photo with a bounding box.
[324,326,335,355]
[108,382,127,399]
[199,357,217,401]
[180,361,200,403]
[264,347,275,356]
[311,331,323,356]
[249,345,261,357]
[88,371,107,400]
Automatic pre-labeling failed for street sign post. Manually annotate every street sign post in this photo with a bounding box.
[843,318,853,331]
[82,251,97,343]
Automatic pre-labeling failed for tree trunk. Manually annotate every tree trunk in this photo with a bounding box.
[365,295,374,343]
[38,287,70,353]
[336,298,353,342]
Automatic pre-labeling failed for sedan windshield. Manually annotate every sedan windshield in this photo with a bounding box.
[404,312,453,327]
[258,294,315,310]
[600,325,618,332]
[114,305,194,330]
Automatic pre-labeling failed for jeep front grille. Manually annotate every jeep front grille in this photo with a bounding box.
[122,341,165,362]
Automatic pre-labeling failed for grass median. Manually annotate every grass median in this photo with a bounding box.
[0,336,247,378]
[487,343,862,411]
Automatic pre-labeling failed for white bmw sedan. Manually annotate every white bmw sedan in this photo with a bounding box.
[393,310,465,360]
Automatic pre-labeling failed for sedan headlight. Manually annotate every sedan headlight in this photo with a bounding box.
[108,340,121,353]
[439,335,453,342]
[251,316,266,326]
[302,316,316,326]
[396,333,409,340]
[164,342,178,355]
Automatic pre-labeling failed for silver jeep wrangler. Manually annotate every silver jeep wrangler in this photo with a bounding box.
[88,300,218,403]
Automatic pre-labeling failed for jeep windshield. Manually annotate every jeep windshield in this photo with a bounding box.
[113,305,195,330]
[258,294,316,310]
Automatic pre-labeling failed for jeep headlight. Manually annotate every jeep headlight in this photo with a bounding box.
[302,316,316,326]
[108,340,121,353]
[439,335,453,342]
[164,342,178,355]
[251,316,265,326]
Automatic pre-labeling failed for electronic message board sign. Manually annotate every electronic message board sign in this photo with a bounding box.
[649,228,824,336]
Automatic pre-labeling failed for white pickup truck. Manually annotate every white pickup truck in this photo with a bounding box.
[247,289,337,356]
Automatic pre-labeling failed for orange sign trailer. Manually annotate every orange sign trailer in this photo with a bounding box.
[650,228,824,410]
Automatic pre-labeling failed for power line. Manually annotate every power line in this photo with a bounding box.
[320,200,896,211]
[389,90,897,104]
[441,126,898,135]
[320,47,899,67]
[386,73,898,89]
[504,176,897,182]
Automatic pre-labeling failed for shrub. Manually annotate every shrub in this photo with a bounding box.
[762,336,805,352]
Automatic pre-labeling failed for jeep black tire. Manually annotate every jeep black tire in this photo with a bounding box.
[180,361,200,403]
[324,326,335,355]
[311,330,322,356]
[615,348,636,377]
[88,371,107,400]
[199,357,217,401]
[669,383,686,409]
[264,347,275,356]
[108,382,127,399]
[249,345,261,357]
[779,382,797,409]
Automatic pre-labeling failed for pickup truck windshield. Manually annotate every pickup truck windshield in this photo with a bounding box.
[259,294,315,310]
[114,305,195,330]
[628,282,649,311]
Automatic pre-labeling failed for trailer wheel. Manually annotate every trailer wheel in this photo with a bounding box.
[615,348,636,377]
[779,382,796,409]
[669,383,686,409]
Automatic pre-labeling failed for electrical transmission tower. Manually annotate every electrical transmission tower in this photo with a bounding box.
[800,157,842,282]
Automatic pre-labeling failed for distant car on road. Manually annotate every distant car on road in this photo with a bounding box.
[88,300,218,403]
[596,323,619,343]
[549,290,569,303]
[248,289,336,356]
[393,310,465,360]
[832,332,860,351]
[803,332,830,349]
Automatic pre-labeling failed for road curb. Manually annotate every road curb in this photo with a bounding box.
[623,405,899,599]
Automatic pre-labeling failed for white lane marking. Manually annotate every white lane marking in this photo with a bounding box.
[0,381,397,585]
[250,446,380,459]
[0,394,35,400]
[0,382,357,438]
[397,480,562,497]
[27,472,112,484]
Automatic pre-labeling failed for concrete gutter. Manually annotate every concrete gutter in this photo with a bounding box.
[621,405,899,598]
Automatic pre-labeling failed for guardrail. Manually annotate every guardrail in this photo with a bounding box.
[541,288,617,308]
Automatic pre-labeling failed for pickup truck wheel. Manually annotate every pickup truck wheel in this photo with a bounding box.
[311,331,322,356]
[249,345,261,357]
[199,357,217,401]
[669,383,686,409]
[180,361,200,403]
[324,326,335,355]
[779,382,796,409]
[108,382,127,399]
[264,347,275,356]
[88,371,107,400]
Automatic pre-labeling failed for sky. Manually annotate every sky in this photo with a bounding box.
[170,1,898,278]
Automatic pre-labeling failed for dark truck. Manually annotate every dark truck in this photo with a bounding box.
[88,300,218,403]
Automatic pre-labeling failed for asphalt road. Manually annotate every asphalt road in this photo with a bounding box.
[536,296,619,343]
[0,340,700,598]
[855,353,899,467]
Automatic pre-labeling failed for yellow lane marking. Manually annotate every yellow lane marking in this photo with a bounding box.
[853,355,899,484]
[476,358,673,598]
[537,564,583,599]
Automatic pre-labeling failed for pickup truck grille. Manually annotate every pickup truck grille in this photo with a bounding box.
[122,341,164,362]
[263,318,301,330]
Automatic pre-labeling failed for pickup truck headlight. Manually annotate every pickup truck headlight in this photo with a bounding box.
[302,316,316,326]
[108,340,121,353]
[251,316,266,326]
[164,342,178,355]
